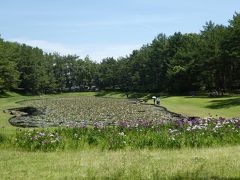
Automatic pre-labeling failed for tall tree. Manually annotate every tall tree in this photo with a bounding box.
[0,38,19,92]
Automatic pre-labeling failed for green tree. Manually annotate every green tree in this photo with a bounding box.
[0,38,19,92]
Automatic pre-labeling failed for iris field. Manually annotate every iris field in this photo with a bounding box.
[0,92,240,179]
[13,97,170,127]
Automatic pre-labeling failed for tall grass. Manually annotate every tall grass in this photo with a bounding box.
[1,146,240,179]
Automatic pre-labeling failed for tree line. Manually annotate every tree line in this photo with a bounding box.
[0,12,240,95]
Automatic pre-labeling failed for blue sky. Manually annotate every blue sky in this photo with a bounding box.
[0,0,240,61]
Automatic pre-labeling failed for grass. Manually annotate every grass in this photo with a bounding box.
[95,91,240,118]
[1,91,240,179]
[160,96,240,118]
[0,146,240,179]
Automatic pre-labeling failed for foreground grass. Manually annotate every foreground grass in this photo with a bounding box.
[0,146,240,179]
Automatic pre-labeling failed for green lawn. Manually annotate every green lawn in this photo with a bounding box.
[96,91,240,118]
[160,96,240,118]
[0,146,240,179]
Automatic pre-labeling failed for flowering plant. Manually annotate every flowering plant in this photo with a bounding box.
[15,129,62,151]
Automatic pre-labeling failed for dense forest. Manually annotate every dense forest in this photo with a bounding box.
[0,12,240,95]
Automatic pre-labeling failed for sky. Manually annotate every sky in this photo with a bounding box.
[0,0,240,62]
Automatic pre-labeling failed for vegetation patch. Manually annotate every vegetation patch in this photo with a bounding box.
[10,96,179,128]
[15,129,63,151]
[0,133,5,143]
[15,117,240,151]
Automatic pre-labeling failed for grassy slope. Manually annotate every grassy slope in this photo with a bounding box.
[96,91,240,118]
[0,146,240,179]
[160,96,240,118]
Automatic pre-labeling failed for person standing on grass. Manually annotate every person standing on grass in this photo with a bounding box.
[152,96,156,104]
[156,97,160,106]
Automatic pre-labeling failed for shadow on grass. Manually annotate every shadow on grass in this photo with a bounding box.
[0,92,13,98]
[95,91,126,98]
[95,91,167,100]
[185,95,232,99]
[0,91,37,98]
[205,97,240,109]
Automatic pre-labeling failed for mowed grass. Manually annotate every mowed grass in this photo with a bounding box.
[160,96,240,118]
[0,146,240,179]
[96,91,240,118]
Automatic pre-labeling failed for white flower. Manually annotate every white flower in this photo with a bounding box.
[118,132,125,136]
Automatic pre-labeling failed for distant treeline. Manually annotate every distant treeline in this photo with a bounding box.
[0,12,240,94]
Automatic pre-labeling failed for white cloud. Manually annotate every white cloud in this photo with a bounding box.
[9,38,142,62]
[10,38,80,55]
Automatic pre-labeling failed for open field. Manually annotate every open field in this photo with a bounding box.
[0,146,240,179]
[160,96,240,118]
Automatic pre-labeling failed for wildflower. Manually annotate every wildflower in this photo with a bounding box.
[38,132,45,136]
[51,140,56,143]
[31,136,37,140]
[49,133,55,137]
[118,132,125,136]
[187,127,191,131]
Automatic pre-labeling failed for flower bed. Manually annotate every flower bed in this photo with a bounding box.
[15,117,240,151]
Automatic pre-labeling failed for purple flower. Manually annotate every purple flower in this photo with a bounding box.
[31,136,37,140]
